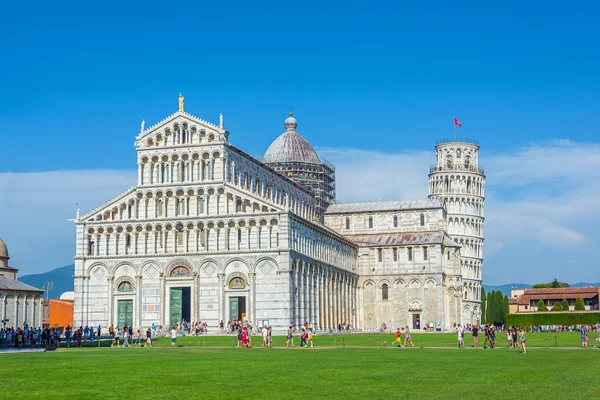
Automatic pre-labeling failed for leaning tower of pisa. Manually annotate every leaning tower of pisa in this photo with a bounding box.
[428,138,485,324]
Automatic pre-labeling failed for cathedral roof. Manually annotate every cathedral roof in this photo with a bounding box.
[325,199,443,214]
[263,113,321,165]
[0,276,43,292]
[343,231,453,247]
[0,238,8,258]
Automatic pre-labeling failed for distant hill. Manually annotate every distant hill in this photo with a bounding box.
[20,264,74,299]
[484,282,600,296]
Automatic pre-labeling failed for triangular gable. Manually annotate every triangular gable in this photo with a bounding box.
[136,111,225,148]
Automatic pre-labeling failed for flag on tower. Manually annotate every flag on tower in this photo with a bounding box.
[453,117,461,127]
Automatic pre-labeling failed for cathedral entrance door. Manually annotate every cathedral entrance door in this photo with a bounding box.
[117,300,133,328]
[169,287,191,327]
[412,313,421,330]
[229,296,247,322]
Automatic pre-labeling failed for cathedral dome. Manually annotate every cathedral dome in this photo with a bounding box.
[263,113,321,165]
[0,238,8,258]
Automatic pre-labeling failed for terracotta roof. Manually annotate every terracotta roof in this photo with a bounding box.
[517,287,600,305]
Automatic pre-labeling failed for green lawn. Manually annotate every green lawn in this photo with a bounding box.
[1,346,599,399]
[72,330,598,348]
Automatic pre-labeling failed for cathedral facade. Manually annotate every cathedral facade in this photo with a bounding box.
[73,98,484,332]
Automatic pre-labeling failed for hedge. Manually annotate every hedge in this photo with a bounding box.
[506,312,600,327]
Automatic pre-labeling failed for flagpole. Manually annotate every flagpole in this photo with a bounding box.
[453,117,456,141]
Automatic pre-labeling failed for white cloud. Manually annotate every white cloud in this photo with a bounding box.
[0,170,136,275]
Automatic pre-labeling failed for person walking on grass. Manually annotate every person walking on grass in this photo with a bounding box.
[580,325,588,348]
[286,325,295,348]
[488,326,495,349]
[483,324,489,348]
[122,329,130,348]
[394,328,403,347]
[520,327,526,354]
[307,330,314,347]
[170,327,177,347]
[267,326,273,348]
[457,324,464,348]
[472,325,479,348]
[146,328,153,348]
[134,330,141,347]
[111,327,120,347]
[403,326,414,347]
[262,325,268,347]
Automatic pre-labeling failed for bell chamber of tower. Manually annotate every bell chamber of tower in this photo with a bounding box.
[428,138,485,325]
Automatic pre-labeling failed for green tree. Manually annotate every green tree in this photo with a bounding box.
[550,279,569,288]
[481,287,487,323]
[551,302,562,311]
[561,298,569,311]
[575,297,585,311]
[486,291,493,324]
[493,291,505,324]
[538,299,548,311]
[532,283,551,289]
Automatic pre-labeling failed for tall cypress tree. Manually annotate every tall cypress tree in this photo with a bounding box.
[504,294,509,319]
[494,291,505,324]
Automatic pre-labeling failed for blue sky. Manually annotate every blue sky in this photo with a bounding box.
[0,1,599,284]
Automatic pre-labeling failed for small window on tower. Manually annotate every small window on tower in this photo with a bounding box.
[345,217,350,230]
[125,234,131,248]
[420,214,425,226]
[393,248,398,261]
[423,246,428,260]
[368,216,373,229]
[378,248,383,262]
[408,247,413,261]
[393,215,398,228]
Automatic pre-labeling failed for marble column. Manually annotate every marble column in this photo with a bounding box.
[135,275,142,328]
[107,276,114,327]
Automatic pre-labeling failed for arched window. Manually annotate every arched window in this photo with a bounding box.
[446,156,453,168]
[464,156,471,168]
[368,216,373,229]
[345,217,350,230]
[393,215,398,228]
[382,283,389,301]
[420,214,425,226]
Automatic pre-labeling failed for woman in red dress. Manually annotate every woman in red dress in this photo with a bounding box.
[241,328,249,348]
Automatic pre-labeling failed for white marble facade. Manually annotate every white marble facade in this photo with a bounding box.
[74,102,483,331]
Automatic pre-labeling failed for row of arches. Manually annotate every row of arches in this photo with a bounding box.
[143,122,219,148]
[139,151,222,186]
[90,187,279,222]
[429,174,485,197]
[455,237,483,259]
[447,217,484,237]
[444,197,484,217]
[86,256,280,281]
[463,282,482,301]
[461,259,482,280]
[85,218,281,256]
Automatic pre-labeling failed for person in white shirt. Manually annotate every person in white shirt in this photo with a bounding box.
[170,327,177,347]
[457,325,464,348]
[262,325,268,347]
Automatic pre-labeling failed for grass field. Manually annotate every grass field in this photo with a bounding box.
[2,346,599,399]
[63,331,599,348]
